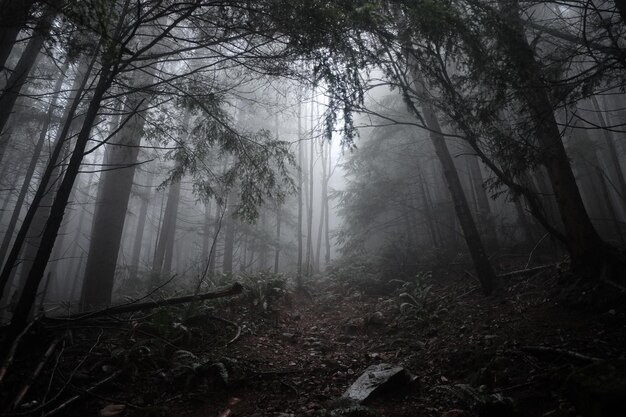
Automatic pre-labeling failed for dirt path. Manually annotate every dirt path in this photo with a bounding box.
[184,271,626,417]
[4,270,624,417]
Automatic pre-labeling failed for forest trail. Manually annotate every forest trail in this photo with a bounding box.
[177,270,625,417]
[2,269,626,416]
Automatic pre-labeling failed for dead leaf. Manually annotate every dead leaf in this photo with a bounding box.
[100,404,126,416]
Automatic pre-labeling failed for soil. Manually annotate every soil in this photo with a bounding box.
[1,266,625,417]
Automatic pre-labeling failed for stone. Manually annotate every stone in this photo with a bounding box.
[342,363,413,403]
[566,359,626,417]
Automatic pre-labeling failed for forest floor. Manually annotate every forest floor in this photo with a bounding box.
[2,265,626,417]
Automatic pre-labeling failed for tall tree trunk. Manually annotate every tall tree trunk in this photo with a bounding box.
[500,0,615,276]
[0,61,68,266]
[274,202,281,273]
[315,141,326,271]
[202,199,212,262]
[0,1,58,142]
[129,170,154,282]
[324,143,332,265]
[222,204,235,274]
[296,98,303,284]
[80,70,154,308]
[208,202,221,277]
[406,56,496,294]
[0,53,94,299]
[590,95,626,214]
[423,108,496,294]
[0,56,115,355]
[305,99,314,276]
[0,0,36,72]
[465,154,499,248]
[152,179,181,276]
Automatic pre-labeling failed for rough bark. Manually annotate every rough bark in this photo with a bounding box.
[500,0,615,277]
[1,59,115,355]
[0,62,67,266]
[0,55,93,300]
[0,0,36,72]
[152,179,181,276]
[129,170,154,282]
[0,1,57,141]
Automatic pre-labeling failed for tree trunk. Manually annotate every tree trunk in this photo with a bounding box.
[590,95,626,214]
[324,143,331,265]
[0,58,115,355]
[222,204,235,274]
[80,71,155,308]
[0,0,36,72]
[465,153,499,248]
[296,98,303,284]
[0,61,68,266]
[423,106,496,294]
[0,1,57,141]
[274,202,281,273]
[500,0,614,277]
[152,179,181,276]
[129,170,154,282]
[0,54,94,300]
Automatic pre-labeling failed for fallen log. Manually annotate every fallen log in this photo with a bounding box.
[46,283,243,322]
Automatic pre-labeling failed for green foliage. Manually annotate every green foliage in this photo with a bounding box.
[395,270,434,319]
[238,271,288,313]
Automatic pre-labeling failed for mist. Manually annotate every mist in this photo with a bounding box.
[1,1,625,416]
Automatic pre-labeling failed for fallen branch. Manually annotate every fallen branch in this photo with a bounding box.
[45,283,243,322]
[521,345,601,363]
[42,370,123,417]
[0,320,37,385]
[497,264,557,279]
[11,336,63,409]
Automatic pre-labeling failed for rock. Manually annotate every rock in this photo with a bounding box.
[342,363,413,403]
[566,359,626,417]
[281,332,296,340]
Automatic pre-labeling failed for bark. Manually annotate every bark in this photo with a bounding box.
[1,58,115,355]
[324,143,331,265]
[51,283,243,321]
[129,170,154,282]
[208,202,221,277]
[465,153,499,248]
[315,142,326,271]
[0,62,68,266]
[0,1,58,140]
[0,54,93,300]
[296,98,303,284]
[202,200,212,262]
[0,0,36,72]
[81,71,153,308]
[152,179,181,276]
[590,95,626,214]
[222,204,235,274]
[500,0,615,276]
[305,101,314,276]
[423,107,496,294]
[274,203,281,273]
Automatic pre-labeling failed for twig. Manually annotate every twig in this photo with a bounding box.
[525,233,550,268]
[10,336,63,409]
[0,320,36,385]
[42,370,122,417]
[226,324,241,346]
[497,264,557,279]
[521,345,601,363]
